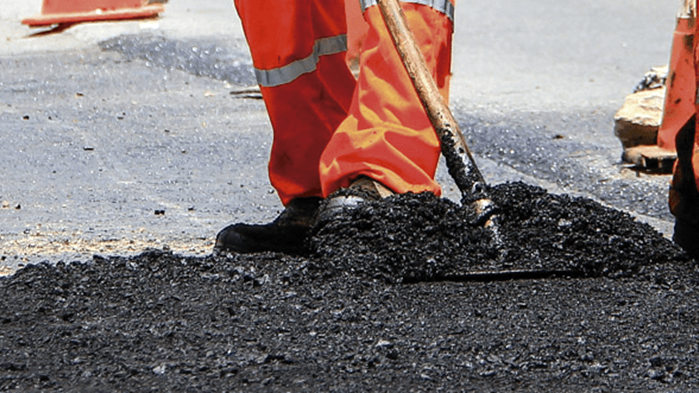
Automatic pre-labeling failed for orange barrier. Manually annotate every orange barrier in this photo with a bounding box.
[657,1,695,152]
[22,0,164,27]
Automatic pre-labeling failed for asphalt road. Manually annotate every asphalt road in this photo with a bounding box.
[0,0,682,273]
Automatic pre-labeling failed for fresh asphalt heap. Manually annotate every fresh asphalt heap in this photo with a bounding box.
[0,184,696,391]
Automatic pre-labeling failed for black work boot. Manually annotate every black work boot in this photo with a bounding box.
[669,114,699,259]
[215,197,323,254]
[315,176,394,225]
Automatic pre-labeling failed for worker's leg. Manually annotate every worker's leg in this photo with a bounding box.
[216,0,355,254]
[669,114,699,257]
[319,0,454,197]
[669,13,699,258]
[234,0,356,205]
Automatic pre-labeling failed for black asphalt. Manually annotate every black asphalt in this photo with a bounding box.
[1,2,695,391]
[1,184,696,391]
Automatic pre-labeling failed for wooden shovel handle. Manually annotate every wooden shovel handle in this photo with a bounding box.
[375,0,488,198]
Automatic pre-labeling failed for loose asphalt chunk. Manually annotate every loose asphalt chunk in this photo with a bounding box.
[0,182,697,392]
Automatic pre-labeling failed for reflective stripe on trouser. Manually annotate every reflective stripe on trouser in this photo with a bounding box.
[319,3,454,197]
[234,0,356,205]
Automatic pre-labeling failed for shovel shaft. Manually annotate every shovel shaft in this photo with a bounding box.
[375,0,488,200]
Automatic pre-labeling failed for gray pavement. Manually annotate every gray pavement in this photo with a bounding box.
[0,0,683,274]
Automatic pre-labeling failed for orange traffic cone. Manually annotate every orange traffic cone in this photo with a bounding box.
[658,0,696,152]
[22,0,165,27]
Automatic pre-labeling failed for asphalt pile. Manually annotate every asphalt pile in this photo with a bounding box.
[310,182,686,282]
[1,182,697,392]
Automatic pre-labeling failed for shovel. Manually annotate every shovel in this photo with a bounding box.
[375,0,496,226]
[373,0,590,281]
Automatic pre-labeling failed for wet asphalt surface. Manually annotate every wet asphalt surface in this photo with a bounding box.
[1,1,697,391]
[1,38,266,267]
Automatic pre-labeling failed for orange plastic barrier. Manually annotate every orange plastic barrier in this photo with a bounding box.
[657,4,696,151]
[22,0,164,27]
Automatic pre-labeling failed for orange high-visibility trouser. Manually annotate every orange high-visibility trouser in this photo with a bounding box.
[234,0,454,205]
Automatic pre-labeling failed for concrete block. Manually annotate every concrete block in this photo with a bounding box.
[614,87,665,149]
